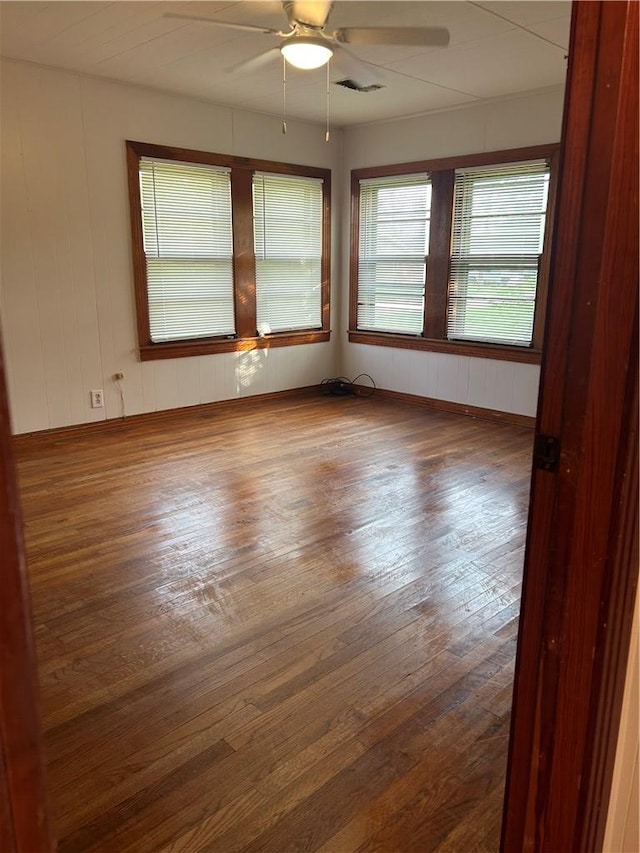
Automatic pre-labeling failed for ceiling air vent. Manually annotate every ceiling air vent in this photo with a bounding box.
[334,79,385,93]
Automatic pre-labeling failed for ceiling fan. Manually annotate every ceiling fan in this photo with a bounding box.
[166,1,450,79]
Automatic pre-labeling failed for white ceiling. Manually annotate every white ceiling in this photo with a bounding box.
[0,1,571,126]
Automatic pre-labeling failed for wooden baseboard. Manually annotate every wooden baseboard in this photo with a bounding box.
[12,383,535,448]
[12,386,323,447]
[357,386,536,429]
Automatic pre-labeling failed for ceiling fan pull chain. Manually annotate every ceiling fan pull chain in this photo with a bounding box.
[282,55,287,134]
[325,59,331,143]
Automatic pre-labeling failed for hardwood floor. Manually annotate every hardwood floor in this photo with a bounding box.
[15,392,533,852]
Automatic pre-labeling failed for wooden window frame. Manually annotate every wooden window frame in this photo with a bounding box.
[349,144,560,365]
[126,141,331,361]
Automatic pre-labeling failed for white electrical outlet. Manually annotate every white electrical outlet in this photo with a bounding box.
[90,389,104,408]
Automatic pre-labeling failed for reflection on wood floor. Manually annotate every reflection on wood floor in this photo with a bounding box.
[15,392,533,852]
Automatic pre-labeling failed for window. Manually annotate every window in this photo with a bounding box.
[357,175,431,335]
[139,158,235,343]
[253,172,324,335]
[127,141,331,360]
[448,161,550,346]
[349,145,558,364]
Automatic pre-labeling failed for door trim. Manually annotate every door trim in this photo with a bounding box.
[501,1,639,849]
[0,331,53,851]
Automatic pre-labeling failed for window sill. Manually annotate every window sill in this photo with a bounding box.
[140,330,330,361]
[348,330,542,365]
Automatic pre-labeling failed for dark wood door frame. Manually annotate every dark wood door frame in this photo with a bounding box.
[502,1,639,850]
[0,332,52,851]
[0,2,637,850]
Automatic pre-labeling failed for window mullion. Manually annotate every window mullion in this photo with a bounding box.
[231,167,257,338]
[423,169,454,340]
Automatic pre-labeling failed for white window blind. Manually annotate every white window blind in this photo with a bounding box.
[448,160,550,346]
[252,172,323,335]
[139,158,235,343]
[357,174,431,335]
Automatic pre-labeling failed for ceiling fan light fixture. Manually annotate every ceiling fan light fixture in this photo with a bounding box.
[280,36,333,69]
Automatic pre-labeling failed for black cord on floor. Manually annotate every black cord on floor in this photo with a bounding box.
[321,374,376,397]
[351,373,376,397]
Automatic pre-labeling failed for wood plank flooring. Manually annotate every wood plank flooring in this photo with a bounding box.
[15,392,534,852]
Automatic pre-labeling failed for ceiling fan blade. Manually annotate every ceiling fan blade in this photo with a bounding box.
[331,45,383,86]
[164,13,281,36]
[283,0,333,28]
[227,48,282,75]
[336,27,450,47]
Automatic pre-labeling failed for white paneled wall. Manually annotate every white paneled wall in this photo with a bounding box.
[342,344,541,418]
[342,87,565,170]
[340,87,565,418]
[1,58,564,433]
[0,59,340,434]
